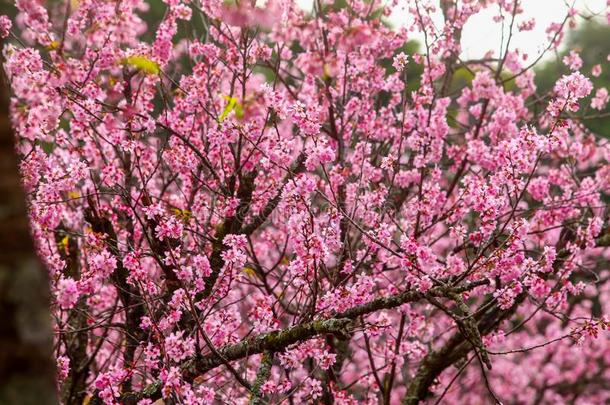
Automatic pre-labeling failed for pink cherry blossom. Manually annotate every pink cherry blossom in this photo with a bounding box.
[591,87,609,110]
[0,15,11,38]
[56,277,79,310]
[562,50,583,71]
[2,1,610,404]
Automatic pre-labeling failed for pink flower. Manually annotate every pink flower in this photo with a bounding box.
[94,367,129,404]
[89,250,117,278]
[305,140,335,170]
[197,386,215,402]
[221,1,280,28]
[0,15,11,38]
[308,378,323,400]
[562,50,583,71]
[494,283,523,310]
[554,72,593,99]
[190,42,219,62]
[318,351,337,370]
[518,18,535,31]
[527,177,550,201]
[392,52,409,72]
[592,64,602,77]
[57,277,79,310]
[142,203,164,220]
[7,1,610,402]
[160,366,183,398]
[56,355,70,382]
[290,101,322,137]
[172,4,192,21]
[591,87,609,110]
[550,72,593,115]
[156,216,184,241]
[164,331,195,362]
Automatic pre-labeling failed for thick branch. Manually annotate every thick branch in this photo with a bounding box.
[124,318,353,401]
[336,280,489,319]
[127,279,489,401]
[249,351,273,405]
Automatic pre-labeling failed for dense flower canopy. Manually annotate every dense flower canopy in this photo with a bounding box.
[3,0,610,403]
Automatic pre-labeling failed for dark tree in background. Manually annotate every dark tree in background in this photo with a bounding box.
[0,39,57,404]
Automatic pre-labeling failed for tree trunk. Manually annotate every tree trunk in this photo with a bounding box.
[0,42,58,404]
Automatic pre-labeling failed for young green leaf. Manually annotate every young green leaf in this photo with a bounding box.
[124,55,161,75]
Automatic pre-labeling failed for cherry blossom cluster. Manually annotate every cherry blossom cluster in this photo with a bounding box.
[3,0,610,403]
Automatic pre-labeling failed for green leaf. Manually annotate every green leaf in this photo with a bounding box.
[219,96,240,122]
[124,55,160,75]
